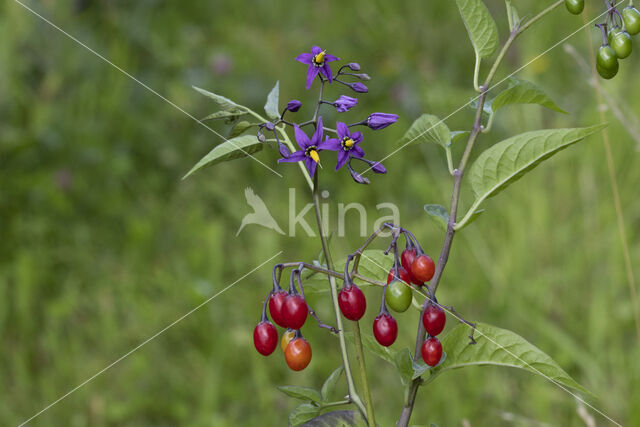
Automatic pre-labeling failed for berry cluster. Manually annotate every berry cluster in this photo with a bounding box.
[253,223,470,372]
[566,0,640,79]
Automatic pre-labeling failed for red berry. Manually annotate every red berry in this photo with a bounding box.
[285,337,312,371]
[422,303,446,336]
[421,337,443,367]
[253,321,278,356]
[338,284,367,321]
[401,248,424,286]
[411,254,435,283]
[282,294,308,329]
[373,313,398,347]
[387,267,412,285]
[269,290,288,328]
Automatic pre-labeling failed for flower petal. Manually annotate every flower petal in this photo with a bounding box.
[306,66,320,90]
[312,117,324,146]
[352,145,365,158]
[295,53,313,64]
[311,46,323,55]
[351,131,363,143]
[324,53,340,62]
[320,63,333,83]
[336,122,349,139]
[306,157,317,177]
[293,125,311,150]
[336,150,350,170]
[319,138,341,151]
[278,151,307,163]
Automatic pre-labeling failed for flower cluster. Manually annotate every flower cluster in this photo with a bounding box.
[259,45,398,184]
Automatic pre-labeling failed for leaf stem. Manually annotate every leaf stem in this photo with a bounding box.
[397,2,563,425]
[311,172,370,423]
[473,52,482,92]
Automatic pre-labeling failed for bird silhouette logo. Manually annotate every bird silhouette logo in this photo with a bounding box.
[236,187,285,236]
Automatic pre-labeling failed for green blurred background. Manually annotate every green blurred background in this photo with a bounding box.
[1,0,639,425]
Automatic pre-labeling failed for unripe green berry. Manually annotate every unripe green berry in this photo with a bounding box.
[611,31,633,59]
[623,6,640,35]
[565,0,584,15]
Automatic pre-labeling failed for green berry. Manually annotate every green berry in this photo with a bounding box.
[565,0,584,15]
[596,45,618,70]
[385,280,412,313]
[611,31,633,59]
[623,6,640,36]
[608,26,622,47]
[596,55,619,80]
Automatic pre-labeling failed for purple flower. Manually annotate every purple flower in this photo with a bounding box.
[334,95,358,113]
[287,99,302,112]
[349,82,368,93]
[278,117,332,177]
[367,112,398,130]
[323,122,364,170]
[296,46,340,90]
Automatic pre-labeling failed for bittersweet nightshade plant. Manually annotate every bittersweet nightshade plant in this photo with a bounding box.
[184,1,617,425]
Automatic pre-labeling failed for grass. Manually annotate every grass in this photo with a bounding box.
[1,0,639,425]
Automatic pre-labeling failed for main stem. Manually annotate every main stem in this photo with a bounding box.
[311,172,370,423]
[397,3,563,425]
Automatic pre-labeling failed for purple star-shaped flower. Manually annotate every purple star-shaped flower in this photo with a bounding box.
[324,122,364,170]
[295,46,340,90]
[278,117,332,177]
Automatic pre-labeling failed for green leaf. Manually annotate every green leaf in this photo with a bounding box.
[277,385,323,403]
[343,332,395,365]
[302,410,367,427]
[182,135,263,179]
[456,209,484,230]
[439,322,588,394]
[456,0,499,58]
[202,110,247,121]
[451,130,470,145]
[468,125,606,204]
[193,86,244,111]
[394,348,415,386]
[424,204,449,231]
[289,403,321,427]
[491,78,567,114]
[321,366,343,402]
[264,81,280,120]
[229,120,255,138]
[399,114,451,148]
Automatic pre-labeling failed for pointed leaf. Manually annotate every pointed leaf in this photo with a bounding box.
[202,110,247,121]
[321,366,344,402]
[399,114,451,148]
[183,135,263,179]
[424,204,450,231]
[491,78,567,114]
[277,385,323,403]
[289,403,321,426]
[439,322,588,394]
[229,121,255,138]
[193,86,244,111]
[456,0,499,58]
[394,348,415,385]
[468,125,606,204]
[265,81,280,120]
[302,410,366,427]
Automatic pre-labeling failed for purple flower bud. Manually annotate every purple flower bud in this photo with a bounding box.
[349,168,370,184]
[348,62,361,71]
[287,99,302,112]
[367,112,398,130]
[354,73,371,81]
[265,122,275,131]
[334,95,358,113]
[360,158,387,174]
[350,82,369,93]
[257,132,266,142]
[278,142,291,158]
